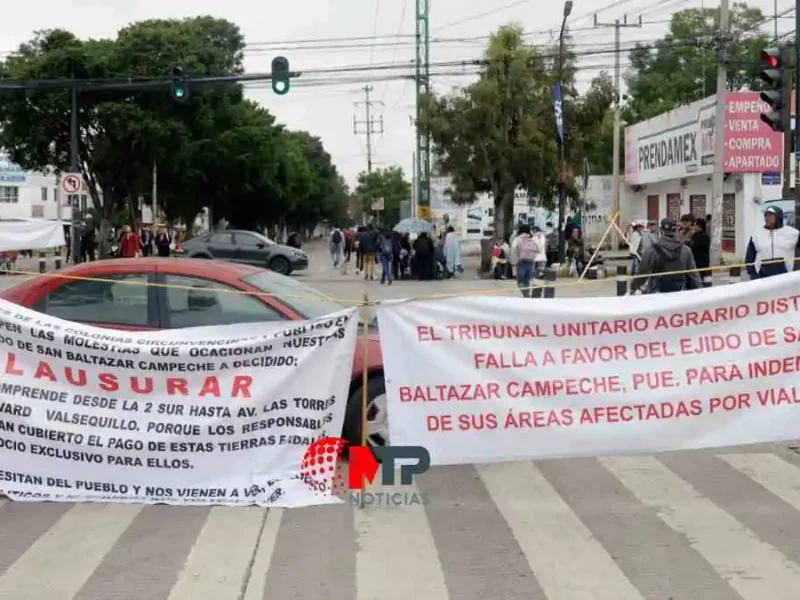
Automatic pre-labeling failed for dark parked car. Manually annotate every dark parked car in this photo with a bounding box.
[178,230,308,275]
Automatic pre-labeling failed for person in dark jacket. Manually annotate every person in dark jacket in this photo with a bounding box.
[358,224,379,281]
[745,205,800,279]
[632,218,702,293]
[412,232,435,280]
[154,226,171,257]
[689,218,711,286]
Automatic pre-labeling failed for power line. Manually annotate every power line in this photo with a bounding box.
[435,0,535,32]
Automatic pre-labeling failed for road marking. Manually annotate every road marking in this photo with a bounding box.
[601,455,800,600]
[0,503,141,599]
[243,509,284,600]
[720,453,800,510]
[167,506,265,600]
[478,461,643,600]
[355,479,448,600]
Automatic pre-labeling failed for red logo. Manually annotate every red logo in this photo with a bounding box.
[301,437,430,497]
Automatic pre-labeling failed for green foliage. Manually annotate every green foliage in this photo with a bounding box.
[624,3,771,123]
[354,166,411,226]
[0,17,347,255]
[419,23,614,238]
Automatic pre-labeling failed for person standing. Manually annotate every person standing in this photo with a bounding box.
[631,218,701,293]
[745,205,799,279]
[377,228,395,285]
[154,226,171,257]
[628,223,643,275]
[119,225,141,259]
[359,224,378,280]
[514,224,538,298]
[689,218,711,286]
[329,227,345,268]
[140,225,154,257]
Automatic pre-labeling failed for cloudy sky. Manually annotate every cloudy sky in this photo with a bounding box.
[1,0,790,189]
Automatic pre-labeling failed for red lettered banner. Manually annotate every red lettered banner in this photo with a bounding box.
[377,275,800,465]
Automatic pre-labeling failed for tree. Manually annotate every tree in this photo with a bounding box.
[354,166,411,226]
[624,4,771,122]
[0,18,349,252]
[420,23,614,239]
[0,18,248,256]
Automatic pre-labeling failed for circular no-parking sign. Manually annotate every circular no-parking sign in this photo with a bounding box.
[62,174,82,195]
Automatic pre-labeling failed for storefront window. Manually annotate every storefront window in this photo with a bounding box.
[689,195,707,219]
[722,193,736,253]
[667,193,681,219]
[0,186,19,203]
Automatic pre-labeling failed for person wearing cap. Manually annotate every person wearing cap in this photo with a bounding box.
[744,205,799,279]
[631,217,702,293]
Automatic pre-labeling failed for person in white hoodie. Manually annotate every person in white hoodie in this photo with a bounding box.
[745,205,799,279]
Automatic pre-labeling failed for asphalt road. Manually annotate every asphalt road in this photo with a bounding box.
[0,251,791,600]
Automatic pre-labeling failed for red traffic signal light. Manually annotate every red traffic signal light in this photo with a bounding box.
[761,50,779,68]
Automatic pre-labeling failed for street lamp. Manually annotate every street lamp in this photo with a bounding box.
[556,0,573,264]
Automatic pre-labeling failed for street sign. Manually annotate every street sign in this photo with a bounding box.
[62,173,83,195]
[371,198,384,211]
[417,206,431,219]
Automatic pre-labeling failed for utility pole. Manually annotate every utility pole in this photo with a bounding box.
[354,85,384,174]
[594,14,641,251]
[710,0,730,269]
[415,0,431,220]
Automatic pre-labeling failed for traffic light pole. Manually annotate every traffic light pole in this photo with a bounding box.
[710,0,729,270]
[795,2,800,212]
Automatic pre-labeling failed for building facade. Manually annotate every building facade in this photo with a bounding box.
[624,91,784,257]
[0,152,94,222]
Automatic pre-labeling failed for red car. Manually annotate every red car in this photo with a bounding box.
[0,258,387,446]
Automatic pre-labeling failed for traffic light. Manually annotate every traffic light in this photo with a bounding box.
[759,47,789,132]
[271,56,290,95]
[169,66,189,104]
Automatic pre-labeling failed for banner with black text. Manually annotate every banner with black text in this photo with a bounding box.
[0,300,359,507]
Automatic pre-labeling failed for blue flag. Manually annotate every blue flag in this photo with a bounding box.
[552,82,564,145]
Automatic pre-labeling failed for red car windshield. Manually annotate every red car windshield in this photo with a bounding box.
[242,271,347,319]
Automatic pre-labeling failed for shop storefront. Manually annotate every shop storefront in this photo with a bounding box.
[623,92,784,257]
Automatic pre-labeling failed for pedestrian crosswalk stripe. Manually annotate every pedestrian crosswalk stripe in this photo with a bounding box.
[167,506,265,600]
[0,503,141,600]
[477,461,644,600]
[243,508,284,600]
[720,453,800,511]
[355,480,449,600]
[6,451,800,598]
[601,455,800,600]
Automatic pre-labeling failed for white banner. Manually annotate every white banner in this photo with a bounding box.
[377,274,800,465]
[0,220,65,252]
[0,300,359,507]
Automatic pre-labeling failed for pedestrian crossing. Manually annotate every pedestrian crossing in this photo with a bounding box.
[4,448,800,599]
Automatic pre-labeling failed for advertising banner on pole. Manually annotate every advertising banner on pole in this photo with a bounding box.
[377,275,800,465]
[0,300,359,507]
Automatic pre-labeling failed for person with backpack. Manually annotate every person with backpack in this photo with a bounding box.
[377,228,396,285]
[329,227,345,268]
[513,224,540,298]
[631,217,702,294]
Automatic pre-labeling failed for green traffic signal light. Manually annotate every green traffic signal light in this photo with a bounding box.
[169,66,189,104]
[271,56,290,95]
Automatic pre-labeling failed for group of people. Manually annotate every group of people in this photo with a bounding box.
[629,206,799,294]
[114,224,175,258]
[328,224,462,284]
[627,214,711,294]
